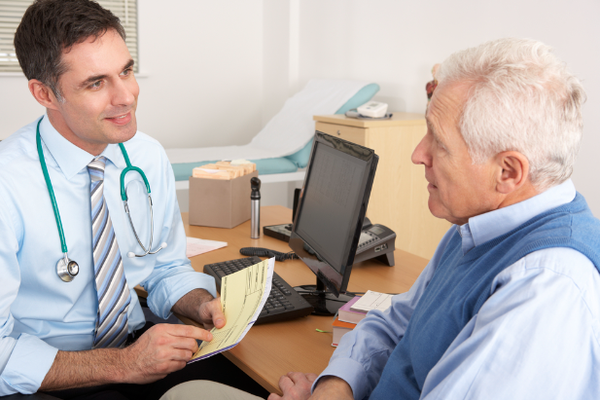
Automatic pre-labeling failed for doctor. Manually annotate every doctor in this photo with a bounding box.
[0,1,256,399]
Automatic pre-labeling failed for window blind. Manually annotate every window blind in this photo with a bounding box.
[0,0,138,74]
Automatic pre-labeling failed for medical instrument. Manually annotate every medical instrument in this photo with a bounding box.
[357,101,388,118]
[117,142,167,258]
[250,177,261,239]
[36,117,166,282]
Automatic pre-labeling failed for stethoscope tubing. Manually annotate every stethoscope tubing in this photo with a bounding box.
[36,116,164,281]
[36,118,68,254]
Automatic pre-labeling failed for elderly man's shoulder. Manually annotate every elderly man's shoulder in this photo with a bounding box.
[499,247,600,318]
[522,246,598,280]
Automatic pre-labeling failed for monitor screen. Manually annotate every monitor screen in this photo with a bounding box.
[289,131,378,299]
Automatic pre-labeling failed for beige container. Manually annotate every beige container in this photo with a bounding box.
[188,170,259,228]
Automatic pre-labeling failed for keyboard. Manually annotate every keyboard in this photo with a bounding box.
[203,256,314,324]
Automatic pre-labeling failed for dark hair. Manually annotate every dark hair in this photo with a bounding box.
[14,0,125,99]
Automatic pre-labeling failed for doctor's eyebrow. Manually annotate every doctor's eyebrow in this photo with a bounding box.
[121,59,135,74]
[78,59,135,89]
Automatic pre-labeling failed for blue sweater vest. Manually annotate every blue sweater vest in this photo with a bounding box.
[369,193,600,400]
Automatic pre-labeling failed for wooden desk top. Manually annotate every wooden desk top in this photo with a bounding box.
[183,205,428,394]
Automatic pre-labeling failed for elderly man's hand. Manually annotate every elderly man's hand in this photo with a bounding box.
[268,373,352,400]
[268,372,316,400]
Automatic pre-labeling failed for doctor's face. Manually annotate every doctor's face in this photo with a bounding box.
[48,28,139,156]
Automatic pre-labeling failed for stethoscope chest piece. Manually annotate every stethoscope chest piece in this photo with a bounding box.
[57,257,79,282]
[36,116,165,283]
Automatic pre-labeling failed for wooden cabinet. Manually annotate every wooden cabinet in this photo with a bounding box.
[314,113,451,260]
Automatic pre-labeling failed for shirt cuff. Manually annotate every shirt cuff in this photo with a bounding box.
[315,357,369,400]
[0,334,58,395]
[147,270,217,320]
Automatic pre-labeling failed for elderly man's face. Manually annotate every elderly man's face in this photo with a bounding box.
[411,82,498,225]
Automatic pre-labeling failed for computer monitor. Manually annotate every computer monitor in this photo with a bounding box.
[288,131,378,315]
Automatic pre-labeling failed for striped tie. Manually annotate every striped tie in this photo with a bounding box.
[88,157,131,348]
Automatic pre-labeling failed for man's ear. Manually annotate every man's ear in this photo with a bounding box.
[495,151,530,194]
[28,79,60,110]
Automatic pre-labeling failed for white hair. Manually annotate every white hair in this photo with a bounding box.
[436,38,586,191]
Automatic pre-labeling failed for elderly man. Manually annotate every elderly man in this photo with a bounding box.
[268,38,600,400]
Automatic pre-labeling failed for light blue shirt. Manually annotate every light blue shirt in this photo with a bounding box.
[320,180,600,399]
[0,116,217,395]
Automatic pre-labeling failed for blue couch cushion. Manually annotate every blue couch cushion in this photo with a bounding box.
[283,139,313,168]
[334,83,380,115]
[172,83,380,180]
[248,157,299,175]
[172,157,298,182]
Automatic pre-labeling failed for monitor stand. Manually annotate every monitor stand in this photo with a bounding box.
[294,278,354,316]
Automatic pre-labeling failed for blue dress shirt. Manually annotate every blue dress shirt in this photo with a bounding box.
[319,179,600,399]
[0,116,217,395]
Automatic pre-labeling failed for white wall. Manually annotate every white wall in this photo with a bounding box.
[0,75,45,136]
[0,1,265,150]
[135,1,264,149]
[1,0,599,214]
[262,0,300,124]
[295,0,600,214]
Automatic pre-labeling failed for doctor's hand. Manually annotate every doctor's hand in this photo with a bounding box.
[121,323,211,384]
[172,288,226,330]
[39,323,213,391]
[197,296,225,330]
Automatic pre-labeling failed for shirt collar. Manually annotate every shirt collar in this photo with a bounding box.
[39,114,127,179]
[458,179,577,254]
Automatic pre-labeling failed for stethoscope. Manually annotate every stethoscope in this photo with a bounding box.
[36,117,166,282]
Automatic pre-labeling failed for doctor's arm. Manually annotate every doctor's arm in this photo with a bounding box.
[138,154,223,329]
[0,235,185,394]
[38,323,213,392]
[0,226,214,394]
[39,210,223,387]
[0,211,60,396]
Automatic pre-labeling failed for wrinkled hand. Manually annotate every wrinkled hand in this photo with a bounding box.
[268,372,317,400]
[122,323,212,384]
[269,375,354,400]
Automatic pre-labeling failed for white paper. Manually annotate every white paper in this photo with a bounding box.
[186,237,227,258]
[189,257,275,362]
[350,290,393,313]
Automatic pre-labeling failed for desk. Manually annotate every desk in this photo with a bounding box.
[183,205,429,394]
